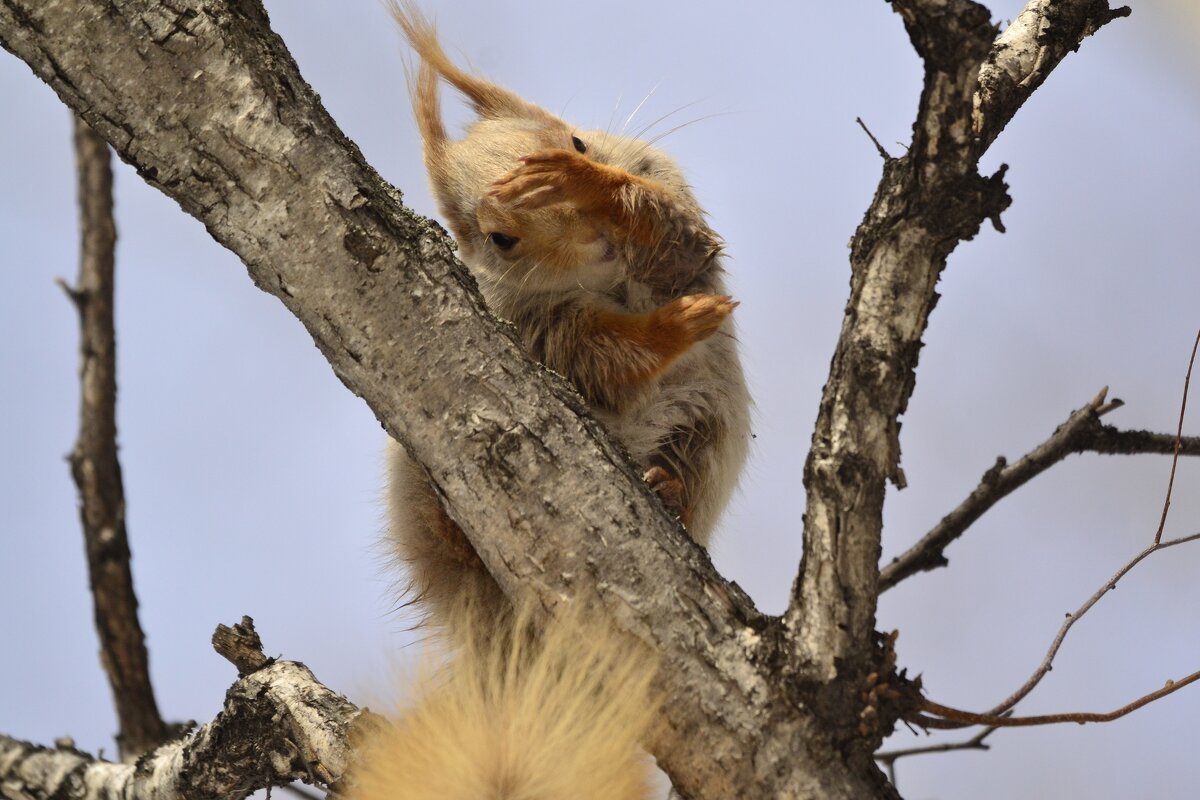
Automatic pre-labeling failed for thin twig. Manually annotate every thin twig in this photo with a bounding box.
[881,386,1200,591]
[980,334,1199,716]
[923,664,1200,727]
[855,116,892,160]
[66,115,166,759]
[979,529,1200,719]
[918,337,1200,728]
[875,723,999,771]
[1154,328,1199,544]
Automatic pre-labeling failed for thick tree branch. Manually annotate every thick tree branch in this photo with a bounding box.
[0,621,361,800]
[973,0,1132,151]
[786,0,1128,698]
[880,388,1200,590]
[788,0,1000,687]
[0,2,891,797]
[58,114,167,760]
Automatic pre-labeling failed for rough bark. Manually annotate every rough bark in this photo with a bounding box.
[0,657,360,800]
[63,115,168,761]
[785,0,1127,694]
[0,2,884,797]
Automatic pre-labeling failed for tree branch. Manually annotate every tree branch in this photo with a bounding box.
[973,0,1132,151]
[788,0,1002,687]
[922,662,1200,726]
[58,114,167,760]
[1153,329,1199,544]
[880,387,1200,590]
[875,723,1001,785]
[913,329,1199,738]
[0,620,361,800]
[0,2,887,797]
[786,0,1127,690]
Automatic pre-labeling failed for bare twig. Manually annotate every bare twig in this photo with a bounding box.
[876,723,1000,783]
[922,664,1200,727]
[974,532,1200,720]
[855,116,892,161]
[213,616,272,676]
[917,526,1200,725]
[1154,328,1199,544]
[63,115,166,760]
[881,387,1200,590]
[917,333,1199,731]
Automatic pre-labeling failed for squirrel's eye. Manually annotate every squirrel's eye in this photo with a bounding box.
[488,232,519,251]
[571,135,587,154]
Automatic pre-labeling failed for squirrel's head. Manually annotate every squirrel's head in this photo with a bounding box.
[391,2,692,298]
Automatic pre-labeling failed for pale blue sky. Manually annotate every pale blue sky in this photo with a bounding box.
[2,2,1198,797]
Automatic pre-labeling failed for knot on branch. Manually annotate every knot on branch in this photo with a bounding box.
[213,616,272,676]
[858,631,924,745]
[936,165,1012,244]
[1041,1,1132,48]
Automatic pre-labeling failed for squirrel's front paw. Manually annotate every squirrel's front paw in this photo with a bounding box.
[489,149,621,212]
[656,294,737,345]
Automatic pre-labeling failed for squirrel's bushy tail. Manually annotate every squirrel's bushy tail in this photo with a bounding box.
[349,593,660,800]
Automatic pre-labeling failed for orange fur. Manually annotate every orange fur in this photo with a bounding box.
[489,150,666,247]
[586,294,738,389]
[386,0,750,654]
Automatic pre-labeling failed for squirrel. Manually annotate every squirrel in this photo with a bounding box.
[385,1,751,630]
[375,4,750,796]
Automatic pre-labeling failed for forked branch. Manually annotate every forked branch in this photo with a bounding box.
[789,0,1131,682]
[921,660,1200,727]
[917,330,1200,730]
[881,384,1200,591]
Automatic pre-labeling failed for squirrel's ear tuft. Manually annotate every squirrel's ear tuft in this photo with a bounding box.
[390,0,557,124]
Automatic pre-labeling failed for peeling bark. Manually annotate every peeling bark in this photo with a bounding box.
[0,659,360,800]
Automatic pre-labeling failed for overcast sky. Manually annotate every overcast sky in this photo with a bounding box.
[2,2,1198,797]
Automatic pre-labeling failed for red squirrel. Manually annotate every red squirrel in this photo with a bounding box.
[385,4,751,628]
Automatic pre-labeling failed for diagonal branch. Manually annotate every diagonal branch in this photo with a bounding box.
[1153,329,1199,544]
[787,0,1128,690]
[0,619,362,800]
[58,114,166,760]
[973,0,1132,151]
[880,387,1200,590]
